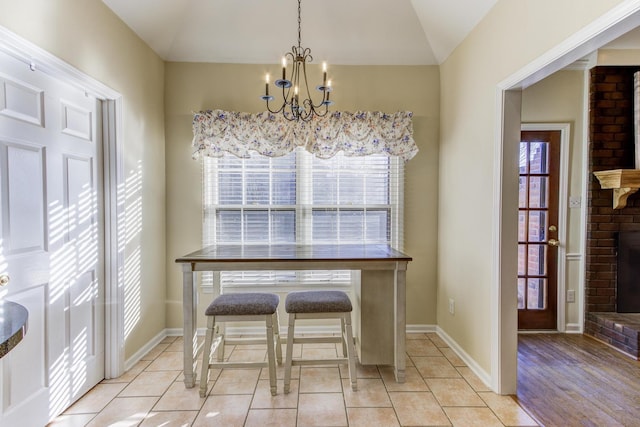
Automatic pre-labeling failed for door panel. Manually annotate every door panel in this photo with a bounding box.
[0,49,104,425]
[3,141,46,254]
[518,130,560,330]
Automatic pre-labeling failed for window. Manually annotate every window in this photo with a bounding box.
[203,147,404,289]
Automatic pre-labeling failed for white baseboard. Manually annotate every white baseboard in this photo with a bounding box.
[407,324,437,333]
[435,326,492,389]
[565,323,582,333]
[124,330,169,371]
[125,325,480,385]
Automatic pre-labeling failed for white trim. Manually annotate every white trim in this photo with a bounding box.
[130,325,439,372]
[124,330,169,372]
[436,326,491,388]
[499,2,640,91]
[494,1,640,395]
[406,324,437,334]
[492,89,521,395]
[103,98,125,378]
[521,123,571,333]
[577,66,591,337]
[565,323,582,334]
[0,26,126,378]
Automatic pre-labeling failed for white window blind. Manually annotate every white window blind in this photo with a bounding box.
[202,147,404,289]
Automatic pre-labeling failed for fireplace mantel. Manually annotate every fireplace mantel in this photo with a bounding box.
[594,169,640,209]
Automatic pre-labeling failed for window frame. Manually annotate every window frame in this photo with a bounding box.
[201,147,404,292]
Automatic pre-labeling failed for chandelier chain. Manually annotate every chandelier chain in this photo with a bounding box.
[297,0,302,49]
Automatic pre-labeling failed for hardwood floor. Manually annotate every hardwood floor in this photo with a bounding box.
[517,333,640,427]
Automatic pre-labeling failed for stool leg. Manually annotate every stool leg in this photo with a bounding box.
[273,311,283,365]
[199,316,216,398]
[217,321,226,362]
[265,314,277,396]
[343,313,358,391]
[340,317,348,357]
[283,313,296,394]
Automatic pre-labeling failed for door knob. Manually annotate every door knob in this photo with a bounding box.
[548,239,560,247]
[0,274,9,286]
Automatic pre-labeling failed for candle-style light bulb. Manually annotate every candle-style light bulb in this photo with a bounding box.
[281,57,286,80]
[265,73,269,96]
[322,62,327,86]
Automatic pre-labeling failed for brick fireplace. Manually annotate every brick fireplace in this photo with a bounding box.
[584,65,640,358]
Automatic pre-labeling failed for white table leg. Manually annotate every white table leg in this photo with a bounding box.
[394,263,407,383]
[182,268,197,388]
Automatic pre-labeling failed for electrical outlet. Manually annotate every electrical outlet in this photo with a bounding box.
[567,289,576,303]
[569,196,581,208]
[449,298,455,315]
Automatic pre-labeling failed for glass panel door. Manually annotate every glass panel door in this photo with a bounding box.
[518,130,560,330]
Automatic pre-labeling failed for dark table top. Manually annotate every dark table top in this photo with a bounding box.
[0,300,28,359]
[176,244,412,263]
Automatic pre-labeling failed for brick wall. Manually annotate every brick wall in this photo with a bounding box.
[587,66,640,314]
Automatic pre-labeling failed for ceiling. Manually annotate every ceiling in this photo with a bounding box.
[101,0,498,65]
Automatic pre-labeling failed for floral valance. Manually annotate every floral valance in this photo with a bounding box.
[191,109,418,161]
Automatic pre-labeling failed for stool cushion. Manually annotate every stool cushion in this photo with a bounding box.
[285,290,352,313]
[205,292,279,316]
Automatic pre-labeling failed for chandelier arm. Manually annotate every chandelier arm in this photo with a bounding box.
[301,60,328,110]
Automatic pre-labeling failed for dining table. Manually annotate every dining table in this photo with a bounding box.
[175,243,412,387]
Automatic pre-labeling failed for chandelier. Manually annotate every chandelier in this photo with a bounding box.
[261,0,333,121]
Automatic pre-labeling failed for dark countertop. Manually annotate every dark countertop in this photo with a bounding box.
[0,300,28,358]
[176,243,412,263]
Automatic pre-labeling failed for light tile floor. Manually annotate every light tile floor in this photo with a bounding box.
[49,333,539,427]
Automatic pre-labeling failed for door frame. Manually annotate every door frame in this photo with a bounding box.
[520,123,570,332]
[0,26,126,378]
[493,2,640,395]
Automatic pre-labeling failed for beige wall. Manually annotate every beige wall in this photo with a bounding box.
[0,0,167,359]
[164,63,440,329]
[521,69,587,329]
[438,0,625,374]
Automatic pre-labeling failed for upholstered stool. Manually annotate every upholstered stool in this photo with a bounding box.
[199,292,282,397]
[283,290,358,393]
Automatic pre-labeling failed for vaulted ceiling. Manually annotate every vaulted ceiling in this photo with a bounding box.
[102,0,498,65]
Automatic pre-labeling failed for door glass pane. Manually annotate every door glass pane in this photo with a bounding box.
[518,278,526,309]
[519,142,528,174]
[518,176,528,208]
[518,245,526,275]
[527,211,547,242]
[528,177,548,208]
[529,142,548,174]
[518,212,526,241]
[527,244,546,276]
[527,278,547,310]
